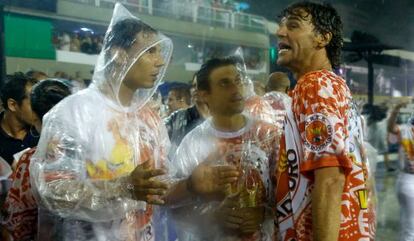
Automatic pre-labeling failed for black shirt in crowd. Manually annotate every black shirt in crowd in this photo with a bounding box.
[0,112,40,165]
[164,105,205,150]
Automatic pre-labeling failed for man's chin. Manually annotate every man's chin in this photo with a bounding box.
[138,80,155,89]
[276,57,289,67]
[229,105,245,115]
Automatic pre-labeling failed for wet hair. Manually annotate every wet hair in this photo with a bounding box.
[30,79,71,119]
[1,72,38,110]
[169,86,191,105]
[103,19,157,75]
[105,18,156,51]
[196,57,238,91]
[366,104,388,124]
[279,1,343,68]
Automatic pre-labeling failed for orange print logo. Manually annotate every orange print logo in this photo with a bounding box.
[304,114,333,152]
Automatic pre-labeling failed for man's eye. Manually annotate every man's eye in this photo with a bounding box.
[220,81,229,86]
[287,22,299,29]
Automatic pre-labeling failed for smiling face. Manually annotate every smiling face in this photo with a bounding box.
[276,8,320,71]
[200,65,245,117]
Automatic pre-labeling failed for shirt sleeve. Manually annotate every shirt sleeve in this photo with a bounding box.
[295,75,353,177]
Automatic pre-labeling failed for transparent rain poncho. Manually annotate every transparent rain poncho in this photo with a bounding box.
[232,47,290,127]
[169,50,289,241]
[171,115,281,241]
[30,3,173,241]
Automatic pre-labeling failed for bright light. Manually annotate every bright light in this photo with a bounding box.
[80,27,92,32]
[188,44,193,48]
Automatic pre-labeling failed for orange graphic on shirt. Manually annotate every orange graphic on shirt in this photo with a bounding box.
[305,120,331,148]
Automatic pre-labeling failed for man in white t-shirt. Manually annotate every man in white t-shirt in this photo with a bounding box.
[166,57,286,241]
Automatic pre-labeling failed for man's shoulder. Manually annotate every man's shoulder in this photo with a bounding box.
[165,106,200,127]
[165,108,188,122]
[299,70,344,87]
[179,120,208,143]
[294,70,349,101]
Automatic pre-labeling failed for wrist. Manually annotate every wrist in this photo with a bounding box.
[123,175,135,198]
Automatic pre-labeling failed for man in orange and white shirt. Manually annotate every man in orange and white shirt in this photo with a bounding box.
[273,2,375,241]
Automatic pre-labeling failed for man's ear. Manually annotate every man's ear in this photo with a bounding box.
[7,98,18,112]
[198,90,210,104]
[110,47,128,66]
[315,32,332,49]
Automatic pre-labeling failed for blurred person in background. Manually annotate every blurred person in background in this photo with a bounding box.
[366,105,390,169]
[29,4,173,240]
[265,71,290,94]
[253,80,266,96]
[274,2,375,240]
[1,79,71,241]
[165,74,209,152]
[54,71,69,79]
[81,33,93,54]
[60,32,71,51]
[70,32,81,52]
[387,100,414,241]
[167,85,192,115]
[26,70,48,81]
[0,73,39,166]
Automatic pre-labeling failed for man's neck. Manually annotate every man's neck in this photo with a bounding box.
[1,111,27,140]
[211,113,246,132]
[195,102,209,119]
[118,83,135,107]
[292,52,333,80]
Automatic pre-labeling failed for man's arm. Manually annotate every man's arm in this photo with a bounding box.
[34,160,169,219]
[312,166,345,241]
[388,102,407,134]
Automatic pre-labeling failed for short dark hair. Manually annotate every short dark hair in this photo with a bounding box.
[169,86,191,105]
[279,2,343,68]
[30,79,71,120]
[103,19,157,74]
[196,57,238,91]
[105,18,156,51]
[1,72,38,110]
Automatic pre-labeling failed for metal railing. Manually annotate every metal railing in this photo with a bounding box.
[64,0,268,34]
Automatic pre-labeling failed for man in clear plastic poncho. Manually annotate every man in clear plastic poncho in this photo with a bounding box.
[30,3,173,241]
[165,56,288,241]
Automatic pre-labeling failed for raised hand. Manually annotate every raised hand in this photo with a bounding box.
[128,160,169,205]
[189,163,239,196]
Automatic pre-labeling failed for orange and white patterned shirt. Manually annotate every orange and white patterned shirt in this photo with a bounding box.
[274,70,376,241]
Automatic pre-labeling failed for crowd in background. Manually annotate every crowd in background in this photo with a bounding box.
[53,31,104,54]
